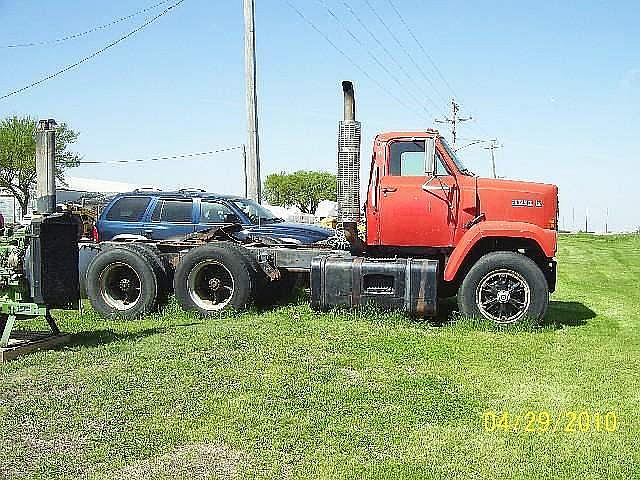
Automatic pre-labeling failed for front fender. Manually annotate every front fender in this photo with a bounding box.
[444,221,557,282]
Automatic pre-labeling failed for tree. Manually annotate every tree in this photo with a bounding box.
[264,170,336,214]
[0,116,81,216]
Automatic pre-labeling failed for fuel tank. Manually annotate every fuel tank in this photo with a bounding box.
[310,256,438,316]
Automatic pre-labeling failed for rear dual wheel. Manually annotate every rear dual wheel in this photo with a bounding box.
[174,244,257,315]
[86,245,166,319]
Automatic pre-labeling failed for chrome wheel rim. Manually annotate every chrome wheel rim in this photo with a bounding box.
[99,262,141,311]
[187,260,234,311]
[476,269,531,323]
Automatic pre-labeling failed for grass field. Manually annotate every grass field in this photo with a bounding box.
[1,234,639,479]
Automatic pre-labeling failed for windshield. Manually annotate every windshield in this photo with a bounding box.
[440,137,474,176]
[232,198,283,224]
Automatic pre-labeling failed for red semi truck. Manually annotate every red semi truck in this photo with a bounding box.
[84,81,558,324]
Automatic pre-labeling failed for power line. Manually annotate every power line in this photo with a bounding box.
[70,145,243,165]
[362,0,448,108]
[0,0,186,101]
[316,0,434,118]
[385,0,457,100]
[341,0,440,113]
[1,1,171,48]
[284,0,428,121]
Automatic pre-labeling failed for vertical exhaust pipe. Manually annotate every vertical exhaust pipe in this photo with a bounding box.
[35,119,57,215]
[337,81,363,249]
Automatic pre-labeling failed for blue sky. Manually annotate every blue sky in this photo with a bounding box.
[1,0,638,231]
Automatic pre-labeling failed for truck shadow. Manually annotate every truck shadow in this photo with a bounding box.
[540,301,596,328]
[64,322,202,349]
[432,299,596,329]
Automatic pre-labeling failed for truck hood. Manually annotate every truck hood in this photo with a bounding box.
[243,221,334,244]
[476,178,558,230]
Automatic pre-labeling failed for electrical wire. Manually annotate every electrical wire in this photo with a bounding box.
[341,0,441,113]
[71,145,243,165]
[316,0,435,118]
[1,1,171,48]
[362,0,448,108]
[385,0,458,100]
[284,0,428,122]
[0,0,186,101]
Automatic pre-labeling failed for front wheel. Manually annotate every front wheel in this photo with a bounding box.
[457,251,549,325]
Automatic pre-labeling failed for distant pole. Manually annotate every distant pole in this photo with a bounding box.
[243,0,261,202]
[605,208,609,234]
[572,207,575,231]
[585,208,589,233]
[35,119,57,214]
[483,139,501,178]
[435,98,472,150]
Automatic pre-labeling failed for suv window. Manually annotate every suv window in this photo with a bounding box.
[106,196,151,222]
[201,201,236,224]
[151,199,193,223]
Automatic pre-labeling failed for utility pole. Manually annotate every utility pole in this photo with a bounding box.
[243,0,261,202]
[605,208,609,234]
[585,208,589,233]
[35,119,57,214]
[435,98,472,150]
[483,139,501,179]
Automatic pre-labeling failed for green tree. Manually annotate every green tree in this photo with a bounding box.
[264,170,336,214]
[0,116,81,216]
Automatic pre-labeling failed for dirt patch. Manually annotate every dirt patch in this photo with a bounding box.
[111,443,243,480]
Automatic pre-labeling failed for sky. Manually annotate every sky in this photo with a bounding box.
[0,0,638,232]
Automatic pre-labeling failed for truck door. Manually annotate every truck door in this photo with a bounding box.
[378,139,457,248]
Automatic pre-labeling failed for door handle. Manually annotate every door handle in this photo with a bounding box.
[382,186,397,194]
[422,185,450,192]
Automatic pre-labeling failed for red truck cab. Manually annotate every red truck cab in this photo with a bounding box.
[365,130,558,313]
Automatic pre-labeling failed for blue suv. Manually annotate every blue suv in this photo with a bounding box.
[94,190,333,244]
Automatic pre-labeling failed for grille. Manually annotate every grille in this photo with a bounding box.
[337,120,361,223]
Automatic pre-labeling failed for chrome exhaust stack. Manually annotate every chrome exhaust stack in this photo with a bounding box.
[337,81,363,249]
[35,119,57,215]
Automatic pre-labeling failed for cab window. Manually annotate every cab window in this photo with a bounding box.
[389,140,425,176]
[435,151,450,176]
[389,140,449,176]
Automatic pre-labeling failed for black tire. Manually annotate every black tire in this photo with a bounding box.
[86,247,161,319]
[126,243,173,304]
[457,251,549,325]
[174,244,257,315]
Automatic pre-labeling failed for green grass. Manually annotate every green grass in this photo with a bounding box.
[1,234,639,479]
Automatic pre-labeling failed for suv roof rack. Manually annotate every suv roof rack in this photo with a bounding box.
[178,188,206,193]
[134,187,163,192]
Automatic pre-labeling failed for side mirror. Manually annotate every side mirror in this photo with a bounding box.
[424,137,436,175]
